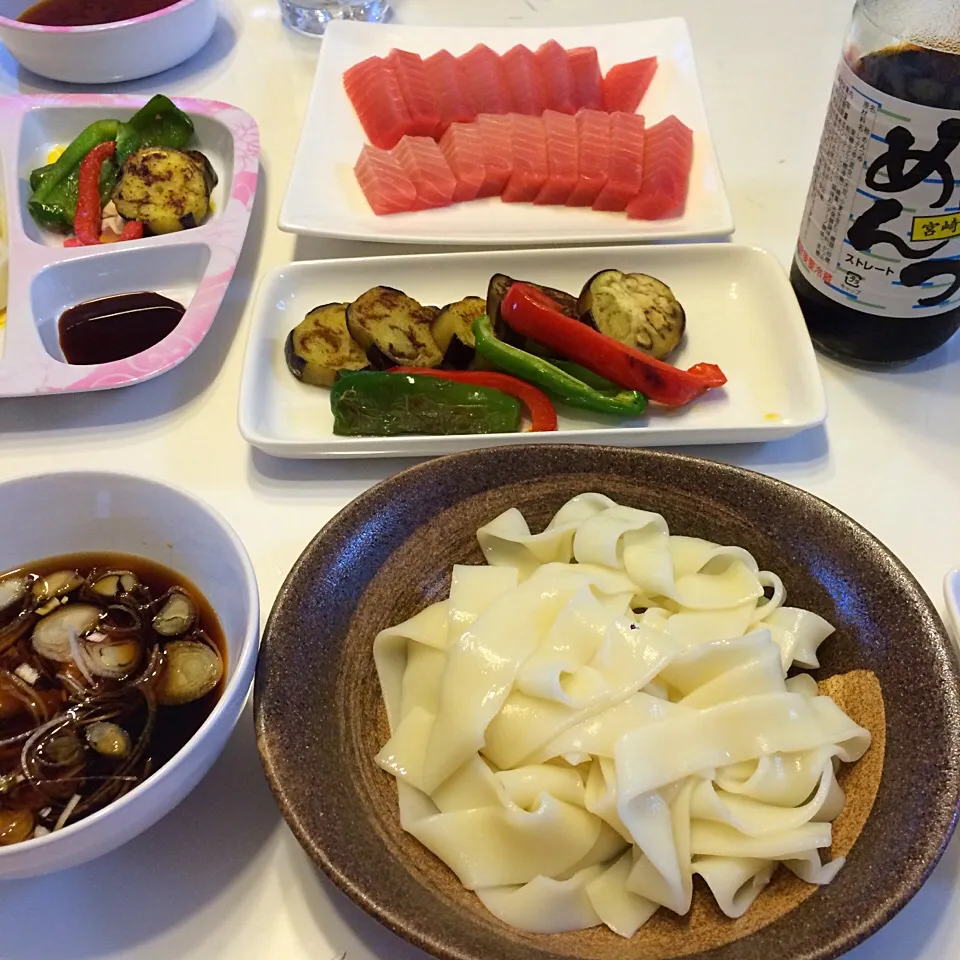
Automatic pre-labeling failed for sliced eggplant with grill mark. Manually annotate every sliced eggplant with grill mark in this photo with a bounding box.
[285,303,370,388]
[432,296,486,369]
[577,270,686,360]
[346,286,443,369]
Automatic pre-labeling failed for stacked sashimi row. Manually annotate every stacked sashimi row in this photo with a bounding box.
[343,43,659,148]
[355,112,693,219]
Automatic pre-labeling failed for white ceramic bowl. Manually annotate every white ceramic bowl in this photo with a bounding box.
[0,471,259,879]
[0,0,217,84]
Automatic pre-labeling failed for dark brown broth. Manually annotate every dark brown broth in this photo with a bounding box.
[18,0,181,28]
[0,552,226,838]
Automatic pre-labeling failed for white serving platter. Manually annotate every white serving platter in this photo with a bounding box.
[279,18,733,246]
[238,243,825,459]
[0,94,259,397]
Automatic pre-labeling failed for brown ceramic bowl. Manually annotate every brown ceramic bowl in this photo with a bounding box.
[255,445,960,960]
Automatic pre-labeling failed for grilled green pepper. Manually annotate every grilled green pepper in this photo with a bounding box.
[330,371,522,436]
[29,119,120,229]
[127,94,195,149]
[472,315,648,418]
[548,360,623,393]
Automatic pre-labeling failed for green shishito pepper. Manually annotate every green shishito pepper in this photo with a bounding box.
[472,315,648,418]
[28,95,195,230]
[330,371,522,437]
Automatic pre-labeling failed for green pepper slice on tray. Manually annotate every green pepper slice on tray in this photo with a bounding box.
[472,315,648,418]
[330,371,522,437]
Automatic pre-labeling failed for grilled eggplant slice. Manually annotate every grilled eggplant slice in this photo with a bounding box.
[578,270,686,360]
[432,296,486,369]
[285,303,370,387]
[346,286,443,369]
[112,147,216,235]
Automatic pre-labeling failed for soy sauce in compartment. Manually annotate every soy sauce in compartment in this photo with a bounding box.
[0,552,226,846]
[58,291,185,365]
[791,41,960,365]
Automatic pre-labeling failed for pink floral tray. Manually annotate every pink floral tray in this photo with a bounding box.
[0,94,259,396]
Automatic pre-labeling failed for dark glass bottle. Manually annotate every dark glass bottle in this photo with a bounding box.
[791,0,960,365]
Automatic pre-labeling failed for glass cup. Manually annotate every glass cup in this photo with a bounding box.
[278,0,392,36]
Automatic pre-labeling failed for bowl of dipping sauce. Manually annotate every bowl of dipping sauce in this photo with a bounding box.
[0,0,217,84]
[0,471,259,878]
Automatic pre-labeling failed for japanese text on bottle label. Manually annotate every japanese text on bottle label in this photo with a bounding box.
[796,57,960,317]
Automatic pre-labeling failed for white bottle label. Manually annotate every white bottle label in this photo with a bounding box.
[795,56,960,317]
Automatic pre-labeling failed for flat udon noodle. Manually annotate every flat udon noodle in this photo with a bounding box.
[373,494,873,938]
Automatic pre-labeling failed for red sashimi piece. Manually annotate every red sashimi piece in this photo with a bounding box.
[603,56,658,113]
[424,50,476,133]
[439,122,486,202]
[535,40,577,114]
[354,144,418,215]
[502,114,548,203]
[566,108,610,207]
[500,44,547,116]
[393,136,457,209]
[459,44,514,115]
[475,114,514,197]
[593,112,645,211]
[627,114,694,220]
[343,56,412,149]
[535,109,579,204]
[387,49,441,138]
[567,46,604,110]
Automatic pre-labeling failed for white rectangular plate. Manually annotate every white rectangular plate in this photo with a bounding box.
[238,244,825,459]
[279,18,733,245]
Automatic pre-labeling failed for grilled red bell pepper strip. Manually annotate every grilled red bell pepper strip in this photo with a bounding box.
[71,141,118,246]
[120,220,144,242]
[388,367,558,432]
[500,283,727,407]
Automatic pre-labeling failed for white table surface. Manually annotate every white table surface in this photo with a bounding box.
[1,1,958,957]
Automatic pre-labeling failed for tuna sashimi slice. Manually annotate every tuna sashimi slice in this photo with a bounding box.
[459,44,514,115]
[439,122,486,202]
[603,56,658,113]
[387,49,441,138]
[567,46,604,110]
[535,40,577,114]
[424,50,476,133]
[501,45,547,116]
[393,136,458,209]
[343,56,412,149]
[627,114,694,220]
[535,109,579,205]
[502,114,548,203]
[593,112,645,211]
[475,114,514,197]
[354,144,418,215]
[566,109,610,207]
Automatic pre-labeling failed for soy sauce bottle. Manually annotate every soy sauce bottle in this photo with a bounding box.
[791,0,960,365]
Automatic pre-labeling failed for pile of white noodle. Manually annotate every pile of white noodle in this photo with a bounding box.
[374,494,871,937]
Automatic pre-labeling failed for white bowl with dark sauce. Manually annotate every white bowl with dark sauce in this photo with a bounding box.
[0,0,217,84]
[0,471,259,878]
